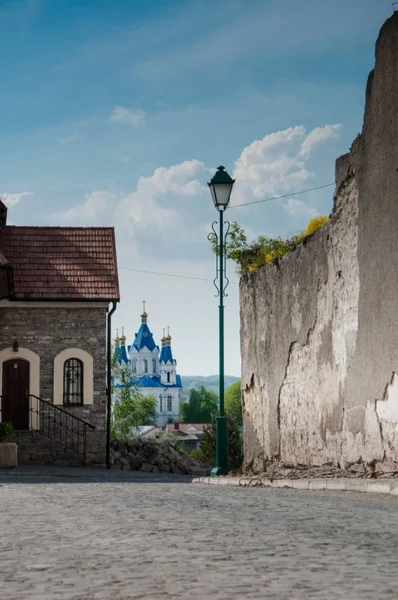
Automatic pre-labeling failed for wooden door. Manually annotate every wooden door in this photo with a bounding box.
[2,359,30,430]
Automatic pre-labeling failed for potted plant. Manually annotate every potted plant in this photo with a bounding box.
[0,421,13,443]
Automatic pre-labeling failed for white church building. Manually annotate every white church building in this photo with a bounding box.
[115,305,182,427]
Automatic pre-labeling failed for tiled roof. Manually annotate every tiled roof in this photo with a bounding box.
[166,423,207,433]
[1,226,119,301]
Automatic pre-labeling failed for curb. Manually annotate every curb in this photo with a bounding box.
[192,476,398,496]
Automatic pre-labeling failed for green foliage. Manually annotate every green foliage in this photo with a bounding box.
[179,375,239,402]
[180,385,218,423]
[189,448,206,462]
[151,429,180,446]
[0,421,13,439]
[199,417,243,471]
[224,380,243,427]
[111,353,157,441]
[210,216,329,274]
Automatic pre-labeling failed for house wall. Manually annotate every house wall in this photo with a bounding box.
[240,14,398,473]
[0,304,107,464]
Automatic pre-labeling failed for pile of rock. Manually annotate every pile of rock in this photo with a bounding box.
[110,439,210,475]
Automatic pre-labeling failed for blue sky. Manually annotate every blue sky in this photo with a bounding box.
[0,0,390,376]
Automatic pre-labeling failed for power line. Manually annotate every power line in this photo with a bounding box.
[119,182,335,283]
[229,182,335,209]
[119,266,240,284]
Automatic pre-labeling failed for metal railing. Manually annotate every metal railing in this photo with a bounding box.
[29,395,95,464]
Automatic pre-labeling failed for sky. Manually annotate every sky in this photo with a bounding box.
[0,0,391,377]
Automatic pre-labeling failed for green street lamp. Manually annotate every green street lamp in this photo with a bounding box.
[208,166,235,476]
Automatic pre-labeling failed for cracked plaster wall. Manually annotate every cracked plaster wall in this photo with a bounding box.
[240,13,398,472]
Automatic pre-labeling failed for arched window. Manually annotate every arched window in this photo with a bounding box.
[63,358,83,405]
[167,371,170,383]
[159,395,163,412]
[152,358,157,374]
[143,359,148,374]
[167,395,172,412]
[132,358,137,373]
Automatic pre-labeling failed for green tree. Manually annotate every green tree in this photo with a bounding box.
[111,353,157,441]
[180,385,218,423]
[199,416,243,472]
[225,380,243,426]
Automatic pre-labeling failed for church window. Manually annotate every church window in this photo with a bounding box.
[152,358,157,373]
[63,358,83,405]
[143,359,148,373]
[159,395,163,412]
[167,396,172,412]
[167,371,170,383]
[132,359,137,373]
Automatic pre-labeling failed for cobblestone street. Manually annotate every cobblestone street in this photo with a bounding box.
[2,473,398,599]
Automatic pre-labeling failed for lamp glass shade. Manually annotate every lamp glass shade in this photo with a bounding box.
[208,166,235,211]
[210,182,233,209]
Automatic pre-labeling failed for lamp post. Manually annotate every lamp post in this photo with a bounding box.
[208,165,235,476]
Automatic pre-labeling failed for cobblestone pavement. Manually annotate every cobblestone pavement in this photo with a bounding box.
[2,475,398,599]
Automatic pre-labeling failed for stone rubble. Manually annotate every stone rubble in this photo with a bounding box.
[110,439,210,476]
[241,460,398,480]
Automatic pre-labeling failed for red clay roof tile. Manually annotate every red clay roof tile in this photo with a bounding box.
[1,226,120,301]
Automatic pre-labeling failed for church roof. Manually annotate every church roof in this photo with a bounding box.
[134,375,164,388]
[133,324,159,352]
[114,345,128,364]
[159,345,175,364]
[0,226,119,301]
[133,374,182,389]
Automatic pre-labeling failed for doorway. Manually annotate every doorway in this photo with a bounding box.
[2,358,30,430]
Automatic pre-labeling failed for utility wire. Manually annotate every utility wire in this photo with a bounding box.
[229,182,335,209]
[119,181,335,283]
[119,266,235,283]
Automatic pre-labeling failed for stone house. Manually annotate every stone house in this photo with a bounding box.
[0,201,119,465]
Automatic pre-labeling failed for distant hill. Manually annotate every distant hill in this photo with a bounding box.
[180,375,240,401]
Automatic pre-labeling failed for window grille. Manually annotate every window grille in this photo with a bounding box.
[167,396,172,412]
[63,358,83,405]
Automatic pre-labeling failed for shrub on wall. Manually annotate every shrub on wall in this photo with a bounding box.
[304,215,329,236]
[211,216,329,274]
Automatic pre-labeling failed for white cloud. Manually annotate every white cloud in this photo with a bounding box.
[0,192,33,207]
[56,132,81,144]
[51,191,114,224]
[109,106,145,127]
[117,159,207,230]
[118,155,131,163]
[283,198,318,219]
[299,124,342,159]
[231,124,341,205]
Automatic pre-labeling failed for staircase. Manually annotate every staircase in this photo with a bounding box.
[15,395,96,465]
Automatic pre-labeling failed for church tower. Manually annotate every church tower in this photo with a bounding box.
[160,327,177,385]
[127,302,160,376]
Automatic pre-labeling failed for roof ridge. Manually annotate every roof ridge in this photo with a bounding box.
[2,225,115,231]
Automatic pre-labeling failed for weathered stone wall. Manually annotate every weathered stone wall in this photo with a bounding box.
[0,305,107,464]
[241,14,398,473]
